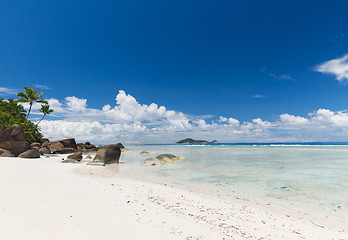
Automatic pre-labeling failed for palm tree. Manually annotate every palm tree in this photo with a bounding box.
[32,104,54,134]
[17,86,48,123]
[3,98,27,120]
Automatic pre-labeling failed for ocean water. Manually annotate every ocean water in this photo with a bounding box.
[118,144,348,227]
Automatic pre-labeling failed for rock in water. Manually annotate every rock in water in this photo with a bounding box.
[67,152,83,161]
[156,154,183,164]
[144,157,161,166]
[88,144,121,165]
[144,154,183,166]
[18,149,40,158]
[140,151,153,155]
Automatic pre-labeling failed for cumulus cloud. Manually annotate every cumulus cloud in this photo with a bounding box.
[315,54,348,82]
[28,90,348,144]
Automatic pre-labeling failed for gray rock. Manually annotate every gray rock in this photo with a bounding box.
[144,154,183,166]
[144,157,161,166]
[18,149,40,158]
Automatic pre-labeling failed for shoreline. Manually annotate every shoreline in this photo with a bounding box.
[0,155,346,239]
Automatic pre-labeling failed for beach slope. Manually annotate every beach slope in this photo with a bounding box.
[0,156,345,240]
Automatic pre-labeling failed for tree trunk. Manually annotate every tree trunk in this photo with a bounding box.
[24,102,33,123]
[31,114,46,134]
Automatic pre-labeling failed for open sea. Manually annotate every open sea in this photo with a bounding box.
[118,143,348,227]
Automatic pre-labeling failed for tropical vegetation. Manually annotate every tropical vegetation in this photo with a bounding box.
[0,86,53,143]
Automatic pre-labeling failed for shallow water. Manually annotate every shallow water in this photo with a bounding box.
[119,145,348,226]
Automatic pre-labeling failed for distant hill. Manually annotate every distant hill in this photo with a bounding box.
[176,138,220,144]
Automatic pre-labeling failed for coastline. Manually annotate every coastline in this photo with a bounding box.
[0,155,346,240]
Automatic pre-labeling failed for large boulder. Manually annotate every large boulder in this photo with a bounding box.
[67,152,82,161]
[144,154,183,166]
[0,124,30,156]
[18,149,40,158]
[100,143,124,149]
[0,141,30,157]
[89,146,121,165]
[43,141,64,153]
[54,138,77,149]
[39,147,51,155]
[0,124,25,141]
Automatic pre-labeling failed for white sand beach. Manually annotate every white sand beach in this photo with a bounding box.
[0,155,346,240]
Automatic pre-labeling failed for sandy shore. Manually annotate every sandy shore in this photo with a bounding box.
[0,155,346,240]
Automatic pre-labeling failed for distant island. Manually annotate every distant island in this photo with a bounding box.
[176,138,220,144]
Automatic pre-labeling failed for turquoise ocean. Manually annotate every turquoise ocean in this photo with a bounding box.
[118,144,348,227]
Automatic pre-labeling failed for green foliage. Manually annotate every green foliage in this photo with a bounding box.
[17,86,48,122]
[0,86,50,143]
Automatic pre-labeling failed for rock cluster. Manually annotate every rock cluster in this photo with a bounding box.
[77,142,99,152]
[0,124,124,165]
[0,124,30,157]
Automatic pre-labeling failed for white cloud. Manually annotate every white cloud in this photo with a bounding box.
[315,54,348,82]
[252,95,266,98]
[0,87,18,96]
[30,90,348,144]
[269,73,294,81]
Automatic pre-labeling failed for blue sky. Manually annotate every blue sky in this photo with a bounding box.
[1,0,348,143]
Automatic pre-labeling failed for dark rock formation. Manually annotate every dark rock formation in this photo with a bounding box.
[67,152,83,161]
[43,139,77,154]
[18,149,40,158]
[0,141,30,157]
[100,143,124,149]
[0,124,30,156]
[89,144,121,165]
[77,142,99,152]
[51,138,77,149]
[58,148,76,154]
[39,147,51,155]
[0,124,25,141]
